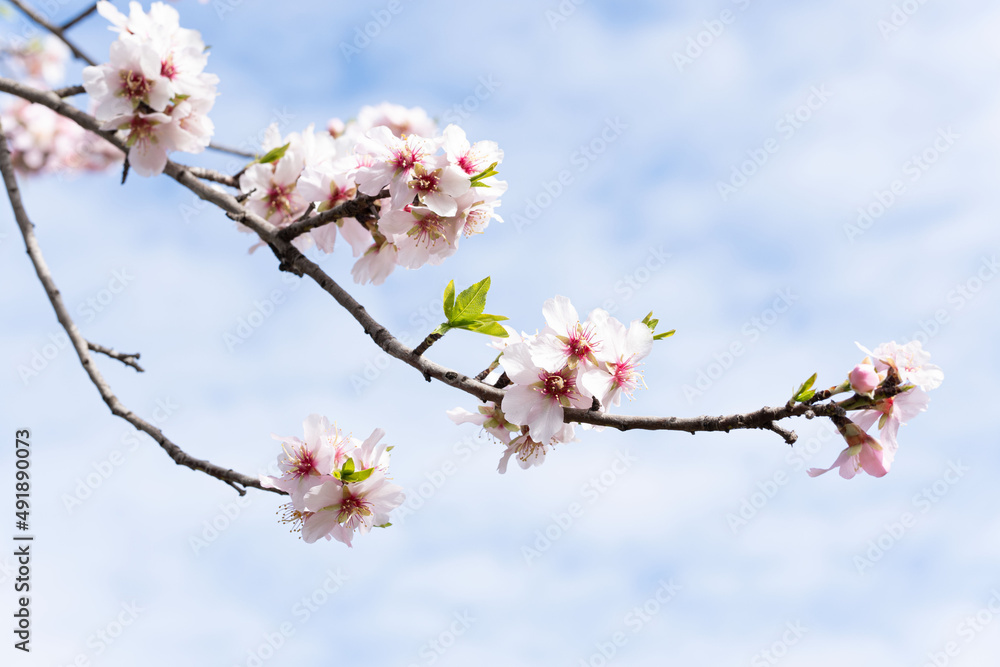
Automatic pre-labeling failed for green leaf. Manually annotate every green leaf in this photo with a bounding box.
[442,280,456,320]
[342,467,375,484]
[467,321,509,337]
[257,142,290,165]
[451,276,491,322]
[792,373,818,402]
[341,458,355,475]
[653,329,675,340]
[375,523,392,528]
[450,314,509,326]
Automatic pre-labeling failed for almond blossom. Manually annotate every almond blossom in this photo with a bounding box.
[579,309,653,408]
[82,1,217,176]
[300,471,405,546]
[856,340,944,391]
[447,402,519,445]
[498,423,577,474]
[499,341,592,445]
[808,418,889,479]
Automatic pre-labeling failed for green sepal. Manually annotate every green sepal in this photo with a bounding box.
[469,162,499,187]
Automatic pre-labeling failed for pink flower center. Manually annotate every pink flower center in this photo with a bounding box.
[612,356,641,392]
[326,184,352,208]
[119,69,152,102]
[539,370,577,400]
[283,444,318,479]
[390,144,419,173]
[407,212,447,247]
[126,115,159,144]
[160,54,178,80]
[337,493,373,525]
[564,324,598,362]
[457,154,478,175]
[265,183,296,219]
[409,166,441,195]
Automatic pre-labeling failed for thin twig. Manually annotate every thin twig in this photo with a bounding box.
[0,117,277,496]
[186,166,239,188]
[7,0,97,66]
[59,2,98,31]
[411,332,443,358]
[87,342,144,372]
[208,142,255,159]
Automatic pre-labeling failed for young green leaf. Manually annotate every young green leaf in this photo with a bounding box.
[442,280,456,320]
[467,321,509,337]
[257,142,290,165]
[341,467,375,484]
[451,276,491,321]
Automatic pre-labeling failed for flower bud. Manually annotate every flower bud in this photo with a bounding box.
[849,362,880,396]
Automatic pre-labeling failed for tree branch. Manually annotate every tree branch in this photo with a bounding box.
[7,0,97,66]
[0,116,279,496]
[0,76,843,448]
[275,189,387,243]
[186,166,239,188]
[60,3,99,32]
[207,142,255,159]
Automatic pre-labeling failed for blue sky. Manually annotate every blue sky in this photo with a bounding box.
[2,0,999,665]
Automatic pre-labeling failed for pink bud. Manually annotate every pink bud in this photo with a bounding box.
[849,363,880,395]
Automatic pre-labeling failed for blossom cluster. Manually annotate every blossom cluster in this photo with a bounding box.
[260,414,405,546]
[808,340,944,479]
[1,96,121,175]
[449,295,656,473]
[82,1,218,176]
[0,37,120,175]
[238,102,505,285]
